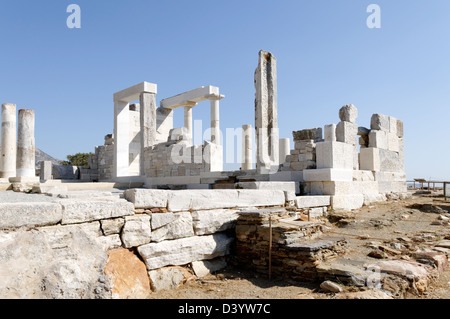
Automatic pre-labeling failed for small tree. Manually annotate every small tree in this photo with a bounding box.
[61,152,94,167]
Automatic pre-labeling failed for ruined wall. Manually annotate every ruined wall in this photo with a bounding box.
[0,188,289,298]
[284,105,407,210]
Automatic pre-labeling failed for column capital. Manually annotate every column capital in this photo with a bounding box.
[207,94,225,101]
[184,101,198,108]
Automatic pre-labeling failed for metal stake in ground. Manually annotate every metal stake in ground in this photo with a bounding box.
[269,215,272,280]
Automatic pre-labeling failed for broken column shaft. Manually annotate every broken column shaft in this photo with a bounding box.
[0,103,17,178]
[16,109,36,178]
[255,50,279,173]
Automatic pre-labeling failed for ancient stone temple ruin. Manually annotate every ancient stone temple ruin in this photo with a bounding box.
[0,50,421,300]
[75,49,406,211]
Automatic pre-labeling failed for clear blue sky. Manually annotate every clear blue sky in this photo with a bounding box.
[0,1,449,180]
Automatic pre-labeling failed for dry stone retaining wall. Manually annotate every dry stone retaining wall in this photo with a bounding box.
[0,188,289,298]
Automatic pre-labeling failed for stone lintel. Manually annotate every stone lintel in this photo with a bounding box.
[114,82,157,103]
[160,86,222,110]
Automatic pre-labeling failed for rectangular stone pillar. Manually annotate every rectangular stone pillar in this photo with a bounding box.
[114,100,130,178]
[139,92,157,176]
[40,160,52,181]
[255,50,279,173]
[16,109,36,178]
[0,103,17,178]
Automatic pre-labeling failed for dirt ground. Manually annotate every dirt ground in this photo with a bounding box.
[148,191,450,300]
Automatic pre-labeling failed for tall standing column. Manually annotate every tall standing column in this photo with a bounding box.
[0,103,17,178]
[184,105,193,145]
[255,50,279,173]
[139,92,156,176]
[209,95,223,144]
[241,124,253,170]
[16,109,35,178]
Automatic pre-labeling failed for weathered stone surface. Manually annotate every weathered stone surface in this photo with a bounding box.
[368,260,430,280]
[293,128,322,141]
[123,188,169,209]
[370,114,390,131]
[336,121,358,145]
[52,164,80,180]
[335,289,393,299]
[148,266,193,291]
[121,214,151,248]
[104,248,151,299]
[296,195,331,209]
[137,234,234,270]
[320,280,343,293]
[59,198,134,225]
[0,226,111,299]
[0,202,62,229]
[339,104,358,123]
[151,212,194,242]
[100,218,125,236]
[191,258,227,278]
[368,130,388,149]
[151,212,176,229]
[379,149,401,172]
[191,209,239,235]
[315,141,355,170]
[255,50,279,172]
[324,124,336,142]
[167,190,285,212]
[331,194,364,210]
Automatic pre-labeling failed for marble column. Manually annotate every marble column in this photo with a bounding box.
[255,50,279,173]
[0,103,17,178]
[241,124,253,170]
[184,105,194,145]
[16,109,35,178]
[209,95,223,144]
[279,138,290,165]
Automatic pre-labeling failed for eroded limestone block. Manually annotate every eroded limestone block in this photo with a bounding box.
[121,215,151,248]
[0,226,111,299]
[137,233,234,270]
[166,190,285,212]
[339,104,358,123]
[191,209,239,235]
[368,130,388,149]
[151,212,194,242]
[293,128,322,141]
[324,124,336,142]
[336,121,358,145]
[101,218,125,236]
[191,258,227,278]
[59,198,134,225]
[148,266,192,292]
[123,188,169,209]
[370,114,390,131]
[315,141,355,170]
[0,202,62,229]
[295,195,331,208]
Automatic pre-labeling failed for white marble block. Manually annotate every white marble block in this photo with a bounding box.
[336,121,358,145]
[359,147,380,171]
[315,141,355,170]
[368,130,388,149]
[370,114,390,131]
